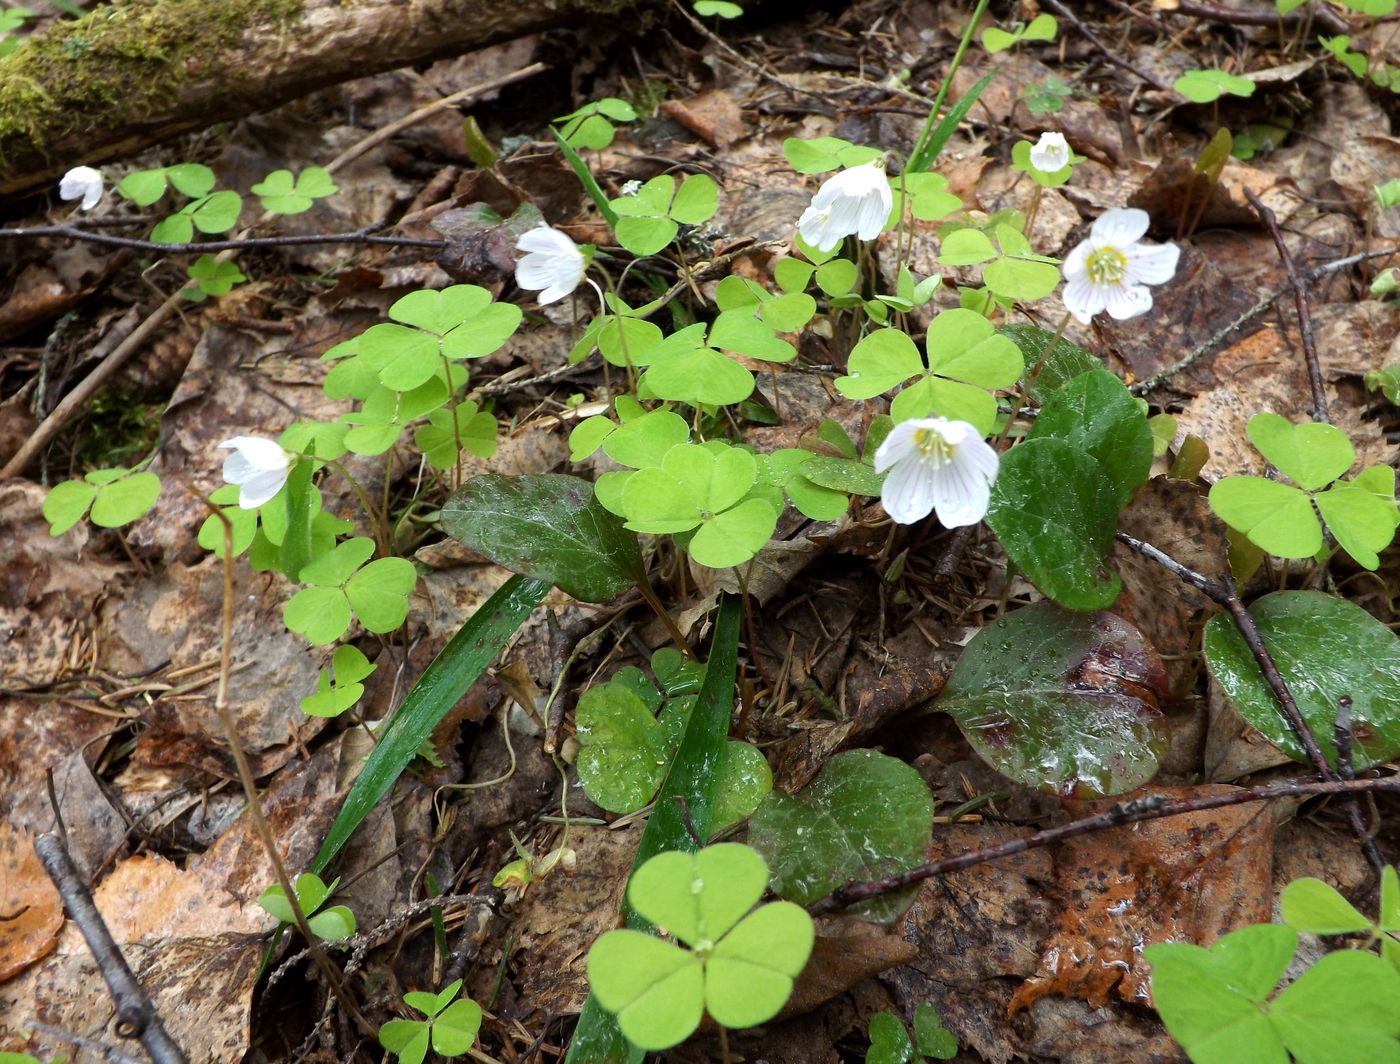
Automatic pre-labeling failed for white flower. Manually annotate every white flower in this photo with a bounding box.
[218,435,291,509]
[58,166,104,211]
[515,224,586,305]
[619,179,643,196]
[1062,207,1180,324]
[1029,132,1070,173]
[797,160,893,253]
[874,417,999,527]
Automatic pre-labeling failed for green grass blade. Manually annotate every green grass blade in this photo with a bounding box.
[910,70,996,172]
[553,129,620,229]
[310,574,550,874]
[564,593,742,1063]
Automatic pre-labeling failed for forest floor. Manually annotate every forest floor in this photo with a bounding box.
[2,1,1400,1061]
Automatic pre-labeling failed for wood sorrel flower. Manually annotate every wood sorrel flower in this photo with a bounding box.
[58,166,104,210]
[218,435,291,509]
[515,224,585,305]
[1062,207,1179,324]
[875,417,999,527]
[1029,131,1070,173]
[797,160,893,253]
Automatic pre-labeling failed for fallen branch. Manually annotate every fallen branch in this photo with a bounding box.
[0,223,444,255]
[1170,0,1350,35]
[33,833,189,1064]
[807,775,1397,916]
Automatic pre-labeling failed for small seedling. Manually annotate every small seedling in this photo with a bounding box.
[258,873,357,941]
[378,979,483,1064]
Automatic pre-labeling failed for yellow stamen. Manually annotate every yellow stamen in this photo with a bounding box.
[1086,246,1128,285]
[913,428,953,462]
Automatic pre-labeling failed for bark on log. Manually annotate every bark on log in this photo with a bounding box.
[0,0,632,199]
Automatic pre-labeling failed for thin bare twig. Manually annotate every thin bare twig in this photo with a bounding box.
[34,834,189,1064]
[1171,0,1350,35]
[807,775,1397,916]
[1244,187,1329,423]
[1039,0,1172,91]
[26,1020,148,1064]
[1116,532,1385,874]
[1130,245,1400,395]
[0,223,443,254]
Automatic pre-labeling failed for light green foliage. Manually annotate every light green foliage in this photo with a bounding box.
[413,402,496,468]
[609,172,719,256]
[631,313,793,409]
[586,844,814,1050]
[1147,923,1400,1064]
[183,254,245,300]
[836,308,1023,434]
[935,602,1168,796]
[441,473,644,602]
[573,659,770,825]
[300,644,376,718]
[1283,866,1400,970]
[1232,119,1291,161]
[1209,412,1399,569]
[1338,0,1397,13]
[694,0,743,15]
[150,189,243,244]
[116,163,215,206]
[1174,69,1257,103]
[258,873,357,941]
[782,134,883,174]
[43,467,161,534]
[1366,363,1400,403]
[867,1004,958,1064]
[1320,35,1370,79]
[1203,590,1400,771]
[0,7,34,58]
[250,166,338,214]
[1020,74,1073,115]
[1376,179,1400,210]
[283,536,417,644]
[714,275,817,332]
[936,222,1061,302]
[889,170,963,223]
[555,97,638,151]
[749,749,933,923]
[982,13,1057,53]
[378,979,483,1064]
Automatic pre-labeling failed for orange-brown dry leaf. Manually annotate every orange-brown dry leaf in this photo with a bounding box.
[1009,784,1274,1013]
[0,824,63,981]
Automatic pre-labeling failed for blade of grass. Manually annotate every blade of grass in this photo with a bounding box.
[564,592,742,1064]
[908,0,993,171]
[554,129,620,229]
[910,70,996,172]
[310,574,550,874]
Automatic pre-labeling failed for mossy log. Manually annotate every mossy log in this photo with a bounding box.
[0,0,633,199]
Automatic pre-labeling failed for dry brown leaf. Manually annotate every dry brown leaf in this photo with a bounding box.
[0,824,63,982]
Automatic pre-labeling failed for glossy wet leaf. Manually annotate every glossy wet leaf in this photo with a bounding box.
[867,1012,914,1064]
[999,324,1102,404]
[575,682,672,813]
[1203,590,1400,770]
[936,603,1168,796]
[749,749,933,922]
[914,1003,958,1060]
[1026,368,1153,508]
[986,438,1122,610]
[442,474,644,603]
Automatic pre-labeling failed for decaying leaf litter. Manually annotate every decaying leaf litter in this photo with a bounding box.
[1,1,1399,1061]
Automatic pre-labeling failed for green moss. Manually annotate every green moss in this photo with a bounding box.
[0,0,303,173]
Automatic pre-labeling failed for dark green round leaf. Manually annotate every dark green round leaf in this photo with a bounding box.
[936,603,1168,796]
[442,474,644,603]
[986,438,1122,610]
[749,749,933,923]
[1203,590,1400,770]
[1027,368,1153,509]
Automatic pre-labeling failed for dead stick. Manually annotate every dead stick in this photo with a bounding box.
[807,775,1396,915]
[0,223,443,254]
[1171,0,1350,35]
[26,1020,148,1064]
[1244,187,1329,423]
[1116,531,1384,873]
[33,833,189,1064]
[1039,0,1172,91]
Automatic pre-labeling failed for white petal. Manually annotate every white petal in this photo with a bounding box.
[1090,207,1150,247]
[1062,274,1101,324]
[955,432,1000,482]
[854,186,894,240]
[1125,241,1180,285]
[934,478,991,527]
[881,454,936,524]
[236,467,290,509]
[1062,238,1090,281]
[798,205,841,252]
[874,421,922,473]
[1105,282,1154,320]
[59,166,103,210]
[1029,132,1069,172]
[516,225,577,257]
